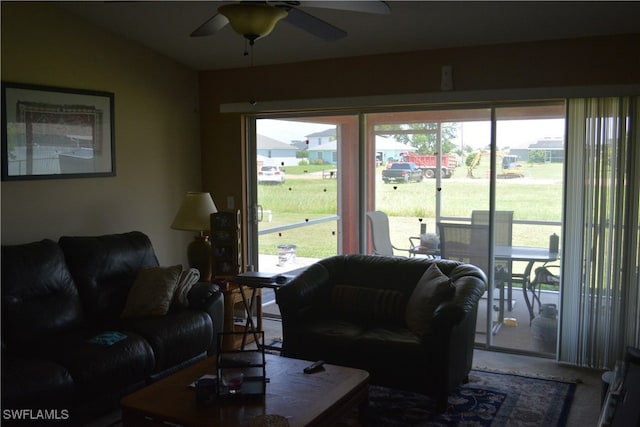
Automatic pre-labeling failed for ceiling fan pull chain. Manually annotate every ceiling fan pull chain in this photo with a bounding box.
[248,42,257,106]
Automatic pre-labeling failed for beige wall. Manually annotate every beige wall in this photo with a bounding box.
[1,3,201,266]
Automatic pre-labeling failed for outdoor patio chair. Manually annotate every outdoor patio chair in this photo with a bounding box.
[527,264,561,319]
[438,222,508,334]
[472,210,515,311]
[366,211,418,257]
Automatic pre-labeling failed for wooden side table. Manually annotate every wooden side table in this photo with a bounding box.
[236,282,288,351]
[220,283,261,351]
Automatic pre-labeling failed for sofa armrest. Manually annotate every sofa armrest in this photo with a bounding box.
[188,282,224,355]
[432,267,486,330]
[188,282,221,308]
[276,262,332,321]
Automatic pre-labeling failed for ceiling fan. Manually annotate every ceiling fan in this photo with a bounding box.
[190,1,391,44]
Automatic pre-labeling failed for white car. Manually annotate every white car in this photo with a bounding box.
[258,165,286,184]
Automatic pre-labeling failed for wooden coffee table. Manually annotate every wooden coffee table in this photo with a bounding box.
[121,354,369,426]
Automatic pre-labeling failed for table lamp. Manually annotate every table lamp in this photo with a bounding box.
[171,192,218,281]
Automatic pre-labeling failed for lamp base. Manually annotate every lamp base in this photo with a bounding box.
[187,235,212,282]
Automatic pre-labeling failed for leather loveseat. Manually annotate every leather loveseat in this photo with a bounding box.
[276,254,486,412]
[1,231,223,423]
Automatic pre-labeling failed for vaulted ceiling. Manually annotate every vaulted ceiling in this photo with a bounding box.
[59,1,640,71]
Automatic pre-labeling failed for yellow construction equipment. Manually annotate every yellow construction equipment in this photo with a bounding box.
[466,151,524,178]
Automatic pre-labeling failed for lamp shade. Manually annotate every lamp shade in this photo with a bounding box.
[171,192,218,233]
[219,3,287,41]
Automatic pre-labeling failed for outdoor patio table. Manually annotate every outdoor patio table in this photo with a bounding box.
[494,246,559,324]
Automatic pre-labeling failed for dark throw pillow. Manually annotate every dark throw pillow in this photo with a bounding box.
[121,264,183,318]
[404,263,455,337]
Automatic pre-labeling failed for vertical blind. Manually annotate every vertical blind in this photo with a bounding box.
[561,96,640,369]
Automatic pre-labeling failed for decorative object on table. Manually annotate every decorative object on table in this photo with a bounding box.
[338,369,576,427]
[419,223,427,246]
[277,244,296,266]
[419,232,439,250]
[2,82,115,181]
[171,192,218,281]
[216,331,266,398]
[211,210,242,281]
[549,232,560,254]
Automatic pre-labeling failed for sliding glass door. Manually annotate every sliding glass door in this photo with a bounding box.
[364,109,496,339]
[492,105,565,353]
[247,102,566,356]
[248,115,359,274]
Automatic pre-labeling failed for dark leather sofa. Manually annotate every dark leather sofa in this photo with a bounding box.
[276,254,486,412]
[1,231,223,423]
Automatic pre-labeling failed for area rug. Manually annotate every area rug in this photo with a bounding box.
[338,370,576,427]
[96,369,575,427]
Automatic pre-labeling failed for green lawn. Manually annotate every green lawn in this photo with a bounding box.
[257,162,564,261]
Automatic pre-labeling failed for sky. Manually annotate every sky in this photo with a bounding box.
[257,118,565,150]
[257,119,334,143]
[461,119,564,149]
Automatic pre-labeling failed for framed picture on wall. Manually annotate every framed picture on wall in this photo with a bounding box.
[1,82,115,181]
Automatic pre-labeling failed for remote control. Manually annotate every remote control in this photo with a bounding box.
[303,360,325,374]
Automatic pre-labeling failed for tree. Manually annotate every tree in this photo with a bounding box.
[454,144,474,158]
[529,150,546,163]
[376,122,458,155]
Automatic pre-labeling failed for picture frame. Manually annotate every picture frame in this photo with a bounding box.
[1,82,115,180]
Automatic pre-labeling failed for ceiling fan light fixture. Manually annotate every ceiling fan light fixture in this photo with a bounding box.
[219,3,288,43]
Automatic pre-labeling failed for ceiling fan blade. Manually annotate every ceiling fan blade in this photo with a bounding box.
[190,13,229,37]
[295,1,391,15]
[282,7,347,41]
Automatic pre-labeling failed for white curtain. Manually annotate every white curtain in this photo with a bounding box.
[561,96,640,369]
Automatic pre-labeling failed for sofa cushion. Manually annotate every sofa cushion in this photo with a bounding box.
[1,356,74,410]
[1,239,84,348]
[289,318,366,362]
[330,285,406,324]
[304,318,367,340]
[120,309,212,373]
[59,232,160,328]
[34,330,154,399]
[404,263,455,337]
[121,265,182,318]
